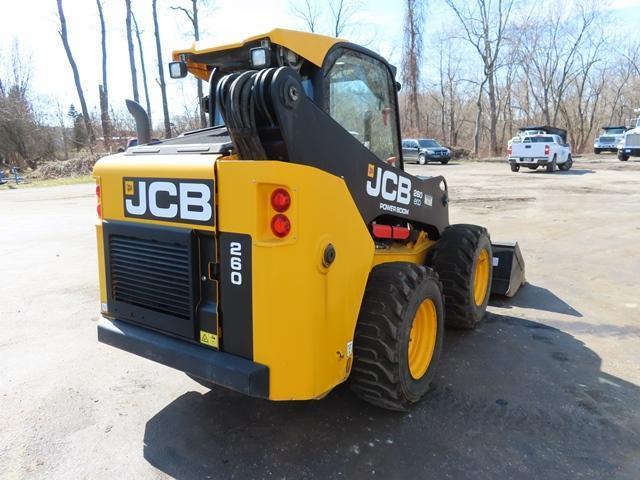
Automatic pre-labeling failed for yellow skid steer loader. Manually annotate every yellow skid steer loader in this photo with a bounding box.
[94,29,524,410]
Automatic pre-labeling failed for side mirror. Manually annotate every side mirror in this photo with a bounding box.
[168,61,188,79]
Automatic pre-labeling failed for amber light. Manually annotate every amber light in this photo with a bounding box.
[271,214,291,238]
[271,188,291,212]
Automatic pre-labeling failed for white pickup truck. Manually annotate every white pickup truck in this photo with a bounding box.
[507,134,572,173]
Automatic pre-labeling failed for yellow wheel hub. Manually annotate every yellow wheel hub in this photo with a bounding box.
[407,299,438,380]
[473,248,490,306]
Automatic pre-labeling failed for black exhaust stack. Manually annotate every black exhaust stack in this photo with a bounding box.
[125,99,151,145]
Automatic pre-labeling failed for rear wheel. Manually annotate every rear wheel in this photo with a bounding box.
[426,224,492,329]
[546,155,556,173]
[510,163,520,172]
[418,153,427,165]
[349,263,444,411]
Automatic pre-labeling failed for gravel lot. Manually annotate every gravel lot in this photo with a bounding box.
[1,155,639,479]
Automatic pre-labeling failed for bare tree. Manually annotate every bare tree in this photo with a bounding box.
[152,0,172,138]
[125,0,140,103]
[132,13,152,126]
[329,0,358,37]
[290,0,321,32]
[446,0,514,155]
[96,0,111,151]
[172,0,209,128]
[56,0,95,149]
[401,0,425,135]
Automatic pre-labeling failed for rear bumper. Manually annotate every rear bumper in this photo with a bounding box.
[97,317,269,399]
[508,157,549,166]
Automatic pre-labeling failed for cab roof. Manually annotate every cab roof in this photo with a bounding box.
[172,28,345,81]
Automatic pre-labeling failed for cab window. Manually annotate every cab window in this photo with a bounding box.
[326,50,400,164]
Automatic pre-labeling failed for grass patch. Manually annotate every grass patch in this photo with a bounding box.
[0,175,93,190]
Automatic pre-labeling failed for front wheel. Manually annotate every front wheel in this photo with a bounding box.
[350,263,444,411]
[418,154,427,165]
[510,163,520,172]
[559,155,572,171]
[618,151,629,162]
[594,148,601,155]
[426,224,492,329]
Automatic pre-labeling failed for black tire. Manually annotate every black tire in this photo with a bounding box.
[618,151,629,162]
[418,153,427,165]
[426,224,492,329]
[546,155,556,173]
[594,148,601,155]
[440,159,449,165]
[559,154,572,171]
[349,263,444,411]
[510,163,520,172]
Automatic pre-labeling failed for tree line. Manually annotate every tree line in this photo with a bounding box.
[1,0,639,171]
[400,0,640,155]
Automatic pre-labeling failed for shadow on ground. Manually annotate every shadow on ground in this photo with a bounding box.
[143,314,640,479]
[522,168,595,175]
[490,283,583,317]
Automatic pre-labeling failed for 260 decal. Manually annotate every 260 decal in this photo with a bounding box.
[122,177,214,225]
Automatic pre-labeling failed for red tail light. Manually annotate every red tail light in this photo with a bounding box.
[507,145,512,155]
[95,183,102,218]
[270,188,291,212]
[271,214,291,237]
[544,144,550,156]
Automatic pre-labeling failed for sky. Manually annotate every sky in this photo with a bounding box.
[1,0,639,129]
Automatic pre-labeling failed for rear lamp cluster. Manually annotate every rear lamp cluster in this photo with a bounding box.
[270,188,291,237]
[544,144,550,156]
[95,183,102,218]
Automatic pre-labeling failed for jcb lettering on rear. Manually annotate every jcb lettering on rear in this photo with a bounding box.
[123,178,214,225]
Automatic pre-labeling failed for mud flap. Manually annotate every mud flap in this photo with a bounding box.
[490,241,526,297]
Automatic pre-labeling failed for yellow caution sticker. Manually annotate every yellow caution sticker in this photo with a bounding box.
[125,180,135,196]
[199,330,219,348]
[367,163,375,178]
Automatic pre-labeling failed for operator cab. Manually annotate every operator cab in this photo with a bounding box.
[168,29,402,167]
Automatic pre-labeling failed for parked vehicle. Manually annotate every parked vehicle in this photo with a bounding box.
[508,132,572,173]
[617,113,640,162]
[402,138,451,165]
[594,126,628,154]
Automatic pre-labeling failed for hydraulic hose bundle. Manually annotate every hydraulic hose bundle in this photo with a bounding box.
[216,67,283,159]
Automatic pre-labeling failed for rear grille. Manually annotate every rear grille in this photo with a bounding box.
[109,235,192,319]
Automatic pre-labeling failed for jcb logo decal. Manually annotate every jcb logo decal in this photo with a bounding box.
[123,177,214,225]
[366,166,412,206]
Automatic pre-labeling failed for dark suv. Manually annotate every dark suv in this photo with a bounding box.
[402,138,451,165]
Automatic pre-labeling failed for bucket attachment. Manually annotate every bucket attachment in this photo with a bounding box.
[491,241,525,297]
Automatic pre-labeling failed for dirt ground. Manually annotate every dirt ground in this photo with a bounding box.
[1,155,639,479]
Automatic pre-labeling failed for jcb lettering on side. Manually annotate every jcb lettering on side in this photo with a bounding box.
[366,166,412,206]
[123,178,214,225]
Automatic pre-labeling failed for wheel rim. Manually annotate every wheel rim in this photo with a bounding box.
[473,248,490,306]
[408,299,438,380]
